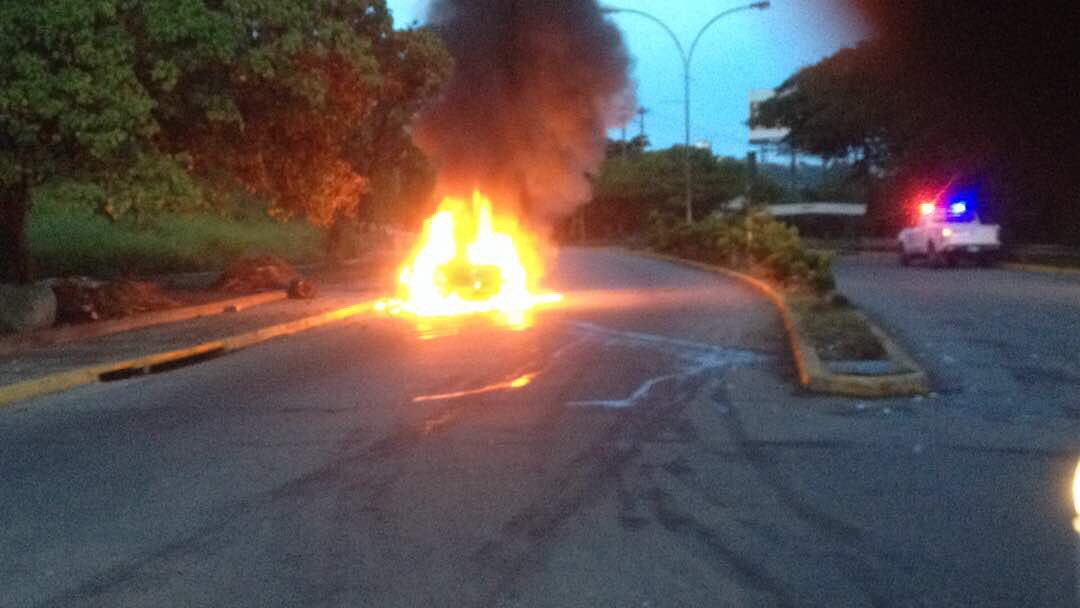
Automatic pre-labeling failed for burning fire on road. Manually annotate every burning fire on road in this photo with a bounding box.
[378,191,561,328]
[378,0,634,331]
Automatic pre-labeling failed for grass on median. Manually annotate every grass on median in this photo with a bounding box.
[29,201,323,278]
[786,294,886,361]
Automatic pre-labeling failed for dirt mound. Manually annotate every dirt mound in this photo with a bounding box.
[212,255,302,293]
[51,278,179,324]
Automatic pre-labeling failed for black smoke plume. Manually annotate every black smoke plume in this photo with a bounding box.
[414,0,635,223]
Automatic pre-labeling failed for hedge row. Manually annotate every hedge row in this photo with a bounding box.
[648,211,836,294]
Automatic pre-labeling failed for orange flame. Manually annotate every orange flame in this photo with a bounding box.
[380,191,561,328]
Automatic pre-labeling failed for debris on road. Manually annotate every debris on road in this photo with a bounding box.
[287,279,318,300]
[213,255,302,293]
[51,278,179,324]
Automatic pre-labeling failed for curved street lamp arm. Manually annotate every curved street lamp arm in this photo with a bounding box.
[601,7,688,66]
[687,2,769,67]
[602,2,769,224]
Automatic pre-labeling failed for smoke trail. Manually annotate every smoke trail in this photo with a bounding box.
[414,0,635,223]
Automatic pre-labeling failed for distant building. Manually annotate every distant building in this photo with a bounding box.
[716,198,866,239]
[718,198,865,218]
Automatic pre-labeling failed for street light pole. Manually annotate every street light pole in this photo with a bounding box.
[603,2,770,223]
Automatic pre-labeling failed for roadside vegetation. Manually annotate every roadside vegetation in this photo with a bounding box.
[750,37,1079,246]
[785,295,885,362]
[577,139,889,364]
[29,196,321,278]
[1,0,451,284]
[645,210,890,363]
[647,211,835,294]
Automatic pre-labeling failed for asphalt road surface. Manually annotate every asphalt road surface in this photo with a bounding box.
[835,253,1080,421]
[2,248,1077,607]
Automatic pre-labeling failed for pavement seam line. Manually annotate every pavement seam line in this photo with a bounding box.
[625,249,930,398]
[0,301,376,408]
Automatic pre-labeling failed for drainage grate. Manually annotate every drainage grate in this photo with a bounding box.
[147,348,227,375]
[99,367,146,382]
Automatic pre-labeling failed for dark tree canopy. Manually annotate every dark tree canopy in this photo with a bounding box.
[757,3,1080,243]
[751,41,911,172]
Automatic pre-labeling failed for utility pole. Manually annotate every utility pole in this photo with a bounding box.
[602,2,771,224]
[637,107,648,139]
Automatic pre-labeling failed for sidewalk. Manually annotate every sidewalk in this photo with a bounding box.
[0,285,378,391]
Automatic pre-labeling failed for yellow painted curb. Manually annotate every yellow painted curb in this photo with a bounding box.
[0,291,288,356]
[1002,262,1080,277]
[0,300,375,408]
[630,249,929,398]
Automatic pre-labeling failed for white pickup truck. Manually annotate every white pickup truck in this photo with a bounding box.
[898,202,1001,267]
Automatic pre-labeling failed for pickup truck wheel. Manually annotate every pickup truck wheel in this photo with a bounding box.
[898,245,911,266]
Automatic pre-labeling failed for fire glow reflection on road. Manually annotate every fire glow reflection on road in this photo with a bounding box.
[412,373,538,403]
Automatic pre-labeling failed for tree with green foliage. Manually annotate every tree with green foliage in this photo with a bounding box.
[750,40,963,234]
[750,41,906,173]
[0,1,164,283]
[597,147,747,214]
[751,40,1037,236]
[605,135,649,160]
[348,27,453,230]
[134,1,451,245]
[2,0,451,282]
[580,145,789,240]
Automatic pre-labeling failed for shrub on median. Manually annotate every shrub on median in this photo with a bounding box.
[648,210,836,293]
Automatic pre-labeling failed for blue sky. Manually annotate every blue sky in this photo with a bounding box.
[385,0,869,160]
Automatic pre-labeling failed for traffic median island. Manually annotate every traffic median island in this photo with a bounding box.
[631,248,929,399]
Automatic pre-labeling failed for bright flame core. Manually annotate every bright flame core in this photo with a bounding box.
[386,191,560,326]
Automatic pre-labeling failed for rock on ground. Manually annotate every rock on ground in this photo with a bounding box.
[0,283,58,334]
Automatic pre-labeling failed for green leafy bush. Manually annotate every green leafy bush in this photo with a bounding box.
[648,210,836,293]
[28,200,321,277]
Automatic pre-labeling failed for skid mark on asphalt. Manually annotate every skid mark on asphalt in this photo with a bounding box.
[564,321,769,408]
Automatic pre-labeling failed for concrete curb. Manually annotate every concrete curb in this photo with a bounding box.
[0,291,288,357]
[629,249,930,398]
[0,300,375,408]
[1001,262,1080,277]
